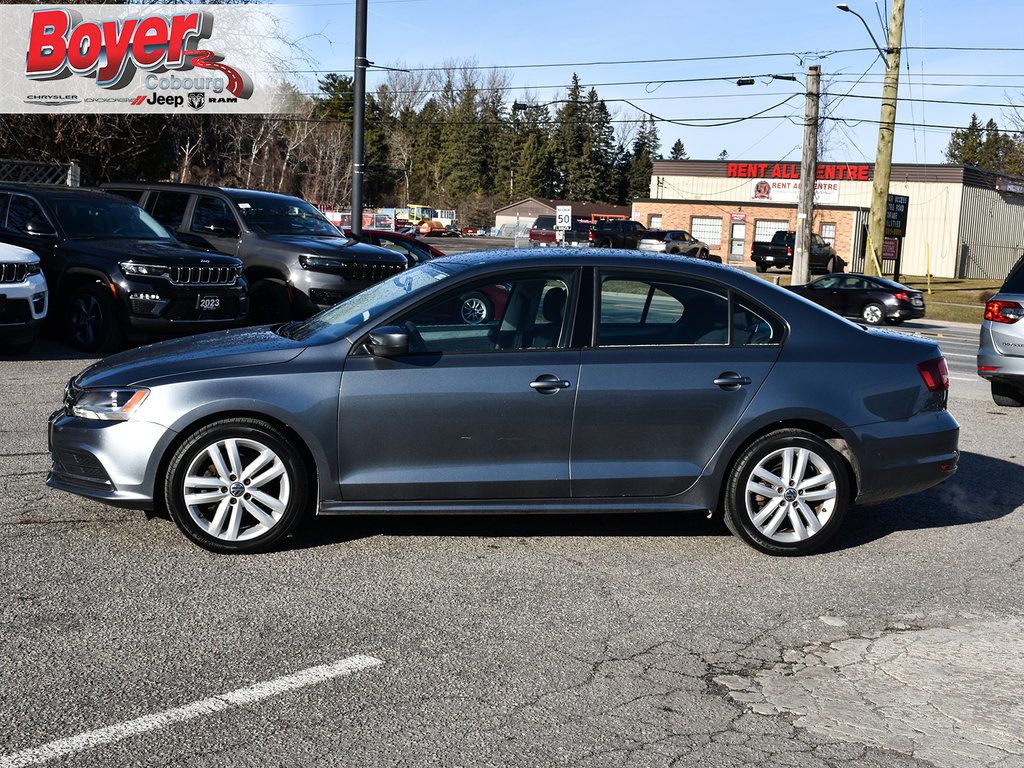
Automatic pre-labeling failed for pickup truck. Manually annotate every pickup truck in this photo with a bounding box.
[528,216,594,247]
[750,231,843,273]
[563,219,648,249]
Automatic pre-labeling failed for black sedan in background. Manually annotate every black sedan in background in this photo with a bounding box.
[787,273,925,325]
[48,249,957,557]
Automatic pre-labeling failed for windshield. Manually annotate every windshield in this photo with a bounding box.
[285,262,454,343]
[54,198,173,240]
[233,195,341,237]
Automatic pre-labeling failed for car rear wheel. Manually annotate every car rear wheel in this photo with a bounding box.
[755,263,767,273]
[723,430,849,556]
[164,418,309,553]
[67,283,122,352]
[860,302,884,325]
[457,292,493,324]
[991,381,1024,407]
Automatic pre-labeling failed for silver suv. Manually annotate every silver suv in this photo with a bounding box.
[978,254,1024,406]
[0,242,48,354]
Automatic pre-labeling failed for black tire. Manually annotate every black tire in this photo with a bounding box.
[884,317,903,326]
[164,418,310,553]
[250,278,292,324]
[698,249,709,260]
[457,291,493,325]
[991,381,1024,407]
[860,302,885,325]
[755,262,767,273]
[826,257,839,273]
[723,429,850,556]
[66,283,122,352]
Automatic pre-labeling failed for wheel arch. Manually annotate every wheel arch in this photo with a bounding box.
[714,418,860,513]
[153,408,321,516]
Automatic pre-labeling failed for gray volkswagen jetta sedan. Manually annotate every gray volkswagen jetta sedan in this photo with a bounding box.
[48,249,959,556]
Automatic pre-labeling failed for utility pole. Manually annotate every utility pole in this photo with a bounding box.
[864,0,904,276]
[792,64,821,286]
[350,0,368,237]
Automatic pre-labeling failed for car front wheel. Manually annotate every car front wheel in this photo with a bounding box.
[164,418,309,553]
[723,430,849,556]
[67,283,121,352]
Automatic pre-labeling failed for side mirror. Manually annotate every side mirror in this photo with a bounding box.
[366,325,409,357]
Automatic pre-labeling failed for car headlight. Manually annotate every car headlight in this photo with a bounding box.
[71,388,149,421]
[27,261,42,276]
[120,262,169,278]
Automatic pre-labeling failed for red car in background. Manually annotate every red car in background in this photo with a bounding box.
[344,228,444,265]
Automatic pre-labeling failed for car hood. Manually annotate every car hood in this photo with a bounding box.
[263,234,407,264]
[74,325,306,388]
[63,238,241,266]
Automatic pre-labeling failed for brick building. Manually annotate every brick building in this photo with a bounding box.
[632,159,1024,279]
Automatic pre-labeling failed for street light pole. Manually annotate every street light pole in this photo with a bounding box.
[351,0,368,237]
[838,1,904,277]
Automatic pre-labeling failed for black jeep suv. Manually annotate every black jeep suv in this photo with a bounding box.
[102,182,408,322]
[0,184,247,351]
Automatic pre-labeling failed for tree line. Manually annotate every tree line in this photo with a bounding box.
[0,65,667,228]
[944,113,1024,176]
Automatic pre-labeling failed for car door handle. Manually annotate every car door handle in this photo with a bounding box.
[530,374,572,394]
[714,373,752,390]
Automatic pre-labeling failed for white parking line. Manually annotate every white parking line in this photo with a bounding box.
[0,655,383,768]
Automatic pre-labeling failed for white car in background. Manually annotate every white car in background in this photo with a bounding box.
[637,230,719,261]
[0,242,48,354]
[978,252,1024,406]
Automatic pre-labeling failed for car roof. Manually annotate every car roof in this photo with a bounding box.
[433,246,731,275]
[0,183,122,202]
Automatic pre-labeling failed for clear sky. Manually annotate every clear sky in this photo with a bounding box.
[283,0,1024,166]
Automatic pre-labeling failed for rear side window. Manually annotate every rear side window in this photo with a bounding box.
[597,273,729,346]
[149,191,191,230]
[1002,254,1024,293]
[596,270,783,347]
[531,216,555,231]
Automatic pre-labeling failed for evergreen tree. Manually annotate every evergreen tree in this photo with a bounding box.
[627,115,660,201]
[669,139,688,160]
[945,113,985,166]
[549,75,587,199]
[717,149,729,161]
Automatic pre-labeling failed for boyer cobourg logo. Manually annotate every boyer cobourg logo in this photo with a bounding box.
[23,7,253,109]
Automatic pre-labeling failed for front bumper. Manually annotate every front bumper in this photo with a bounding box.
[47,409,171,509]
[117,274,248,335]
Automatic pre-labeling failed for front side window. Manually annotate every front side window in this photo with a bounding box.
[191,196,236,233]
[393,270,577,354]
[150,191,191,230]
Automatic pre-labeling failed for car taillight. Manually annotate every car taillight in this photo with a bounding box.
[786,246,793,256]
[588,231,594,241]
[893,291,910,301]
[984,300,1024,323]
[917,357,949,392]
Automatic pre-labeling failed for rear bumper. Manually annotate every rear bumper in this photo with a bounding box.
[846,410,960,505]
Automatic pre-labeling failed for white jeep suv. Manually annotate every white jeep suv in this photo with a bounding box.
[0,242,48,354]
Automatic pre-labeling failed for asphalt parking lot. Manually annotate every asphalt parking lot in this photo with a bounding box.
[1,279,1022,767]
